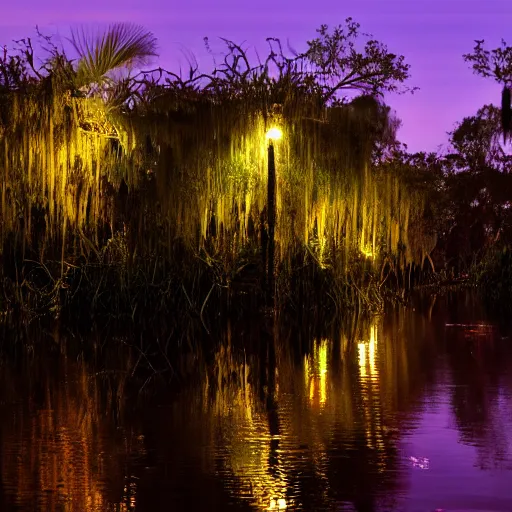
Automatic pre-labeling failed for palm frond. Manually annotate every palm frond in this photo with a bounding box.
[70,23,158,87]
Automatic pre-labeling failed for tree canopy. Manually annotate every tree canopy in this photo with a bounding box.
[463,39,512,142]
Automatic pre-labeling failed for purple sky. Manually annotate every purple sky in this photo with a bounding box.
[1,0,510,153]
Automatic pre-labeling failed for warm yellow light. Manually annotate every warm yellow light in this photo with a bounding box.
[360,246,374,258]
[266,127,283,140]
[318,341,328,376]
[358,342,367,377]
[318,340,328,405]
[369,338,376,376]
[270,498,287,509]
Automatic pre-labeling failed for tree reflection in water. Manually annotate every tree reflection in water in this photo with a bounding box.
[1,293,512,511]
[0,354,145,511]
[190,312,429,511]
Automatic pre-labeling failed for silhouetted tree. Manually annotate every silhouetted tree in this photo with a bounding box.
[463,39,512,142]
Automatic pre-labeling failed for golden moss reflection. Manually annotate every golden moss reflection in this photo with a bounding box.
[358,342,367,378]
[205,344,291,511]
[0,359,143,511]
[358,323,378,379]
[357,321,385,457]
[305,338,329,407]
[200,315,420,509]
[0,307,466,511]
[269,497,287,509]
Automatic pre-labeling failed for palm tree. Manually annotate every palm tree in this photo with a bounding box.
[69,23,157,107]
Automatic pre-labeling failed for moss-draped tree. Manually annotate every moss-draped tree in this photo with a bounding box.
[0,20,432,321]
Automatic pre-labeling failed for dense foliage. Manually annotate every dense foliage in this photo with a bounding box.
[1,21,512,327]
[0,21,431,326]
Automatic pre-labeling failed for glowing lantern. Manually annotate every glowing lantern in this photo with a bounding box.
[265,127,283,141]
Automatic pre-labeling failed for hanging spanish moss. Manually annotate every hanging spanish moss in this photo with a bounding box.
[0,26,432,322]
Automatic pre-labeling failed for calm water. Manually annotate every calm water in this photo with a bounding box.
[1,293,512,511]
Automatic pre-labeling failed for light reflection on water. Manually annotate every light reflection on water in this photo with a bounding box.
[1,295,512,511]
[0,359,144,511]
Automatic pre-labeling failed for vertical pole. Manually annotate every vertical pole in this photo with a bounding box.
[267,141,276,307]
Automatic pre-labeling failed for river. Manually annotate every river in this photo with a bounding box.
[1,291,511,511]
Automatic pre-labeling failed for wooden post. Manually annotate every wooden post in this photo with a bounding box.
[267,141,276,307]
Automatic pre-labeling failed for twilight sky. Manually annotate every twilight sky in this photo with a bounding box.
[1,0,510,152]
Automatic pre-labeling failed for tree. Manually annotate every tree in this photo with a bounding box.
[463,39,512,142]
[440,106,512,272]
[197,18,415,107]
[302,19,416,101]
[447,105,507,171]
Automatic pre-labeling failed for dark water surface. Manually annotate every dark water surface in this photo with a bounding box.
[1,293,512,511]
